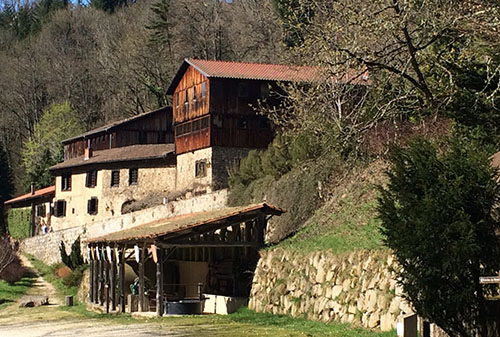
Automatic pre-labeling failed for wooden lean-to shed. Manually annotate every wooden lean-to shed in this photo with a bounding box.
[85,203,284,316]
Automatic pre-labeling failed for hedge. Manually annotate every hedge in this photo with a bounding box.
[7,207,31,239]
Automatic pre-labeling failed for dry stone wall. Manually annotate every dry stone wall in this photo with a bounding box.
[249,248,414,331]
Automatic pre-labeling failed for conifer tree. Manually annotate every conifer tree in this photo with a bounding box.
[0,143,14,235]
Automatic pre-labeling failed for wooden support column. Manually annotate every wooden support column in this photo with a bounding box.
[156,243,164,316]
[138,245,145,312]
[89,258,94,303]
[105,256,110,313]
[99,249,104,306]
[119,246,125,313]
[110,251,116,312]
[93,256,99,304]
[257,216,266,245]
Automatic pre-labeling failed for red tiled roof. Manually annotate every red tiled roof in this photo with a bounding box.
[5,186,55,206]
[166,58,320,94]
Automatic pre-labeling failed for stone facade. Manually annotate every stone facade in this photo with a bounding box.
[249,249,413,331]
[176,146,250,192]
[20,190,228,264]
[52,165,176,231]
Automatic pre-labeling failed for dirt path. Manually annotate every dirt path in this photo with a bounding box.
[19,255,62,306]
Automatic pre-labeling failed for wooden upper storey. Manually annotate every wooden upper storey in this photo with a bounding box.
[167,59,319,154]
[63,107,174,160]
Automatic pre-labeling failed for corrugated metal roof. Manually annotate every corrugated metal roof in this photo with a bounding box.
[166,58,320,94]
[63,106,172,144]
[5,186,55,205]
[188,59,320,82]
[50,144,175,172]
[87,203,284,244]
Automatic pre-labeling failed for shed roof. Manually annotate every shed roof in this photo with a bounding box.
[5,185,55,206]
[62,106,172,144]
[166,58,320,94]
[50,143,175,172]
[87,203,284,244]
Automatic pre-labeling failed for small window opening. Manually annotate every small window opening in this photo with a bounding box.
[202,81,206,97]
[195,160,207,178]
[238,82,248,97]
[129,168,138,185]
[213,115,223,129]
[36,204,46,217]
[184,88,189,114]
[54,200,66,217]
[87,197,98,215]
[237,118,248,130]
[61,174,71,191]
[111,170,120,187]
[86,170,97,188]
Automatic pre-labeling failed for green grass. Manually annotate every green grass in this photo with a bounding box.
[26,255,80,300]
[226,308,395,336]
[0,275,36,309]
[278,196,386,254]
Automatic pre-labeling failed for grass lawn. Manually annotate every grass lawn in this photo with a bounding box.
[0,274,35,310]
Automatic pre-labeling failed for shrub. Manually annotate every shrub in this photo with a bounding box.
[62,265,86,287]
[0,236,25,284]
[60,236,84,270]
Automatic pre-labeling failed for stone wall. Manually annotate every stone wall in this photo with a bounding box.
[19,189,228,264]
[249,248,413,331]
[19,225,84,265]
[52,165,176,231]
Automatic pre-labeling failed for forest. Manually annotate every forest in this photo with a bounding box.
[0,0,499,202]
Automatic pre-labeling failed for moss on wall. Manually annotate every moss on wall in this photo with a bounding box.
[7,207,31,239]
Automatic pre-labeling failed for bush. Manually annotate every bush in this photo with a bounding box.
[0,236,25,284]
[7,208,31,239]
[62,265,86,287]
[60,236,84,270]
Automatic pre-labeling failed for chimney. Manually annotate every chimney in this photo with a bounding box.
[84,139,92,160]
[30,184,35,195]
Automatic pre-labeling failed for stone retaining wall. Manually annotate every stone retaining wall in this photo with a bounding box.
[249,248,413,331]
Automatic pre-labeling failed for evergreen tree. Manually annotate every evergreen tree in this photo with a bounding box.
[272,0,313,47]
[378,136,500,337]
[146,0,172,51]
[0,144,14,235]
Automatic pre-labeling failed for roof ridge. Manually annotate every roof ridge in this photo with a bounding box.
[188,58,316,69]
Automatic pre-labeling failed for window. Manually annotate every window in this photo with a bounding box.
[175,92,179,108]
[36,204,46,217]
[111,170,120,187]
[259,117,270,130]
[86,170,97,188]
[237,118,248,130]
[87,197,98,215]
[54,200,66,217]
[260,82,270,98]
[193,86,197,101]
[129,168,138,185]
[195,160,207,178]
[184,88,189,114]
[202,81,206,97]
[139,130,147,144]
[201,116,209,130]
[192,119,201,132]
[213,115,223,129]
[61,174,71,191]
[238,82,248,97]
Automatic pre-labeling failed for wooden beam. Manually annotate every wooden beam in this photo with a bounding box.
[158,242,260,248]
[138,245,145,312]
[99,257,104,306]
[93,256,98,304]
[105,258,110,314]
[119,246,125,313]
[110,254,116,312]
[156,243,164,316]
[89,259,94,303]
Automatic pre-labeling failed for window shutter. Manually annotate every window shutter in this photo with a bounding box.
[95,198,98,214]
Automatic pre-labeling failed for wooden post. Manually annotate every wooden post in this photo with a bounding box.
[156,243,164,316]
[89,258,94,303]
[105,258,110,313]
[99,252,104,306]
[138,245,145,312]
[93,256,99,304]
[119,246,125,313]
[110,253,116,312]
